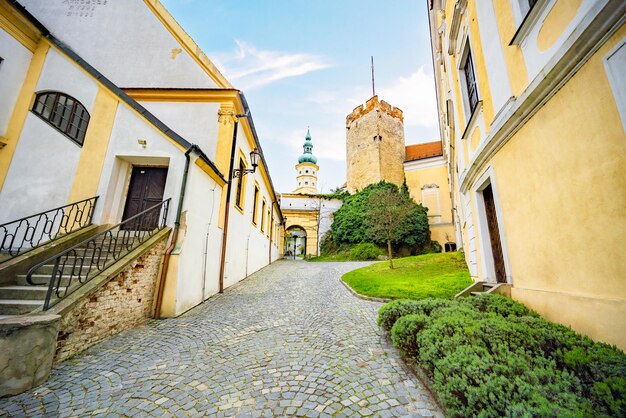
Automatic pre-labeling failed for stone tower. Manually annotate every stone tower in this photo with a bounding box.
[345,96,406,193]
[293,129,319,194]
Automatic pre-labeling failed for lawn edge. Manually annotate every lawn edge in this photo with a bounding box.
[339,277,393,303]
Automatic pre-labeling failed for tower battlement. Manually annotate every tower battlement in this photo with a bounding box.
[346,96,404,127]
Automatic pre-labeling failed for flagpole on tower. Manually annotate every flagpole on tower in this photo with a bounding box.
[371,56,376,97]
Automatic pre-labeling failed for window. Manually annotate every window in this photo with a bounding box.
[305,181,308,185]
[32,91,90,145]
[252,185,260,225]
[266,209,270,235]
[305,169,309,174]
[261,200,266,232]
[235,157,245,209]
[463,49,479,114]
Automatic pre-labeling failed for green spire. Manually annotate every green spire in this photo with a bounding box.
[298,128,317,164]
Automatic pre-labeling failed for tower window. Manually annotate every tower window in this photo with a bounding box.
[299,181,301,186]
[305,169,309,174]
[305,181,308,185]
[32,91,90,146]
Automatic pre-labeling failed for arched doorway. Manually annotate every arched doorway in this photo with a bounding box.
[285,226,307,259]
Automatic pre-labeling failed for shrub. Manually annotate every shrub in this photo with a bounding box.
[349,242,381,260]
[458,294,539,318]
[377,295,626,417]
[391,314,430,356]
[377,298,452,332]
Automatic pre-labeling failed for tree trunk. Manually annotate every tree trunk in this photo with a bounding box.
[387,239,394,269]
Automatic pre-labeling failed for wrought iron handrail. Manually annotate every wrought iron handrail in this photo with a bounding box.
[0,196,98,261]
[26,198,171,310]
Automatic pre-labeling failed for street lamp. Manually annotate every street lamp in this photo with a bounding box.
[233,148,261,178]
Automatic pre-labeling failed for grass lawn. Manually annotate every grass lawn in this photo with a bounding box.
[307,252,352,262]
[342,252,472,300]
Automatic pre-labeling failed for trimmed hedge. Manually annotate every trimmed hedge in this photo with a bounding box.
[379,295,626,417]
[349,242,381,260]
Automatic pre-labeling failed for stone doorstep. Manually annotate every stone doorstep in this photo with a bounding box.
[42,227,172,317]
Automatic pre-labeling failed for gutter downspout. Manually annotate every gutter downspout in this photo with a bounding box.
[154,145,196,318]
[218,118,241,293]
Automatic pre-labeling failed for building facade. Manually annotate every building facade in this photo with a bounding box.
[428,0,626,348]
[0,0,283,318]
[280,130,342,257]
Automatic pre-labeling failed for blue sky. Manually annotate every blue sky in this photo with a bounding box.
[161,0,439,192]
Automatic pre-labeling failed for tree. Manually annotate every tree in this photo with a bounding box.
[330,182,429,257]
[364,188,414,268]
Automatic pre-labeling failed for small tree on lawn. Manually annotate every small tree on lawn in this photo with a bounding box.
[364,188,413,269]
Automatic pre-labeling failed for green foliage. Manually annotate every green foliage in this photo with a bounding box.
[377,298,452,332]
[330,181,429,252]
[380,295,626,417]
[391,313,430,356]
[349,242,381,260]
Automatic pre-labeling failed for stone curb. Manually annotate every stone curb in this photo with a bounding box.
[338,278,393,303]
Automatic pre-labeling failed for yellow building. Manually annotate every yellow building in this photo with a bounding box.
[281,130,343,257]
[428,0,626,349]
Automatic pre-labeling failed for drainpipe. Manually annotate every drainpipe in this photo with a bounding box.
[218,116,244,293]
[154,145,196,318]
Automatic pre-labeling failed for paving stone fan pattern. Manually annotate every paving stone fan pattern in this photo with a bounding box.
[0,260,442,417]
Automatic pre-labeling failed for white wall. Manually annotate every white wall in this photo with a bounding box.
[138,101,220,162]
[0,48,98,223]
[20,0,218,89]
[0,29,32,136]
[223,124,280,289]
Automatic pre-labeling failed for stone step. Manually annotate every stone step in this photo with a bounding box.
[0,285,53,300]
[0,299,43,315]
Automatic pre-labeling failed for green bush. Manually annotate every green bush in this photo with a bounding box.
[378,295,626,417]
[391,314,430,356]
[349,242,381,260]
[458,294,539,318]
[377,298,452,332]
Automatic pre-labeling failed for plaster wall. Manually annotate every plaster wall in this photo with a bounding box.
[480,28,626,348]
[138,101,220,162]
[0,48,98,223]
[20,0,218,89]
[173,164,222,313]
[0,29,32,136]
[223,123,280,290]
[404,159,455,246]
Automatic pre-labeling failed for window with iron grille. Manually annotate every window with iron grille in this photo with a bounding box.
[464,49,479,114]
[32,91,90,146]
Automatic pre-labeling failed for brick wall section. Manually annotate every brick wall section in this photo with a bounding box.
[55,237,166,363]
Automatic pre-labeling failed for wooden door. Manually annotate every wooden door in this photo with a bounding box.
[483,184,506,283]
[122,167,167,230]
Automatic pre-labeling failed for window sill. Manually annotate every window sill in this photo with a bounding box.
[509,2,551,46]
[461,100,483,140]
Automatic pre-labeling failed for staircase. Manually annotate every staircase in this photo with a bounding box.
[0,235,117,316]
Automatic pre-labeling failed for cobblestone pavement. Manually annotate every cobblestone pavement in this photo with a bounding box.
[0,260,442,417]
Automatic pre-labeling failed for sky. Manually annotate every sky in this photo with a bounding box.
[161,0,440,193]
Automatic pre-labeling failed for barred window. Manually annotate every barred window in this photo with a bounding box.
[32,91,90,146]
[463,49,479,114]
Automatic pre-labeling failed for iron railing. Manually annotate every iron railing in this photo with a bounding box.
[0,196,98,261]
[26,198,170,310]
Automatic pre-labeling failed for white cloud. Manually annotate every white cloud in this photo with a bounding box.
[378,66,439,130]
[214,40,332,90]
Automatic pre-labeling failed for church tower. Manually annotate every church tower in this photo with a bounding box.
[345,96,406,193]
[293,129,319,194]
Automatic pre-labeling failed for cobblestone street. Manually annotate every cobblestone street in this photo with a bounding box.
[0,260,442,417]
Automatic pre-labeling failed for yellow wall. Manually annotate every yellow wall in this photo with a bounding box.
[283,209,319,257]
[405,162,455,246]
[485,27,626,348]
